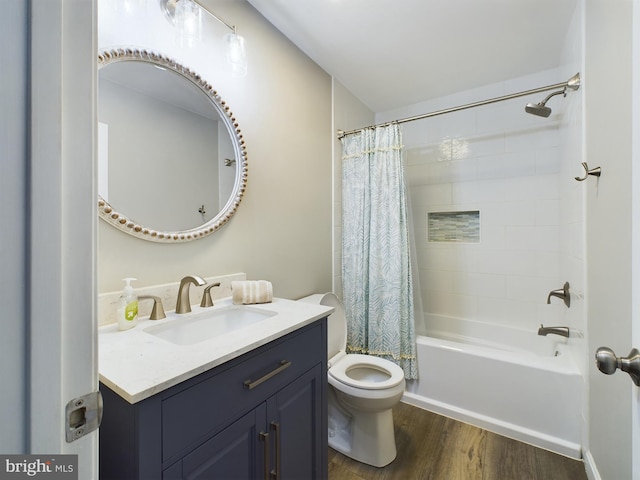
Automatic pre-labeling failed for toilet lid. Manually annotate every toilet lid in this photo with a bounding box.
[328,354,405,390]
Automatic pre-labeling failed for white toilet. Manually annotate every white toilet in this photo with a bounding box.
[300,292,406,468]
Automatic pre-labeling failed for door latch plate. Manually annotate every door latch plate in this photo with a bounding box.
[65,391,103,443]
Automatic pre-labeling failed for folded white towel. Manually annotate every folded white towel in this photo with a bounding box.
[231,280,273,305]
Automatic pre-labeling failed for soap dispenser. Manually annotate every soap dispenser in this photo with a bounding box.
[117,278,139,331]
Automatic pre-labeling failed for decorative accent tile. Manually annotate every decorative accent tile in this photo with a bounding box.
[428,211,480,243]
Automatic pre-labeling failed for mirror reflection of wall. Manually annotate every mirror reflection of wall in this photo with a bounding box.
[218,122,235,209]
[98,62,222,232]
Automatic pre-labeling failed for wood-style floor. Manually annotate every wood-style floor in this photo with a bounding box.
[328,402,587,480]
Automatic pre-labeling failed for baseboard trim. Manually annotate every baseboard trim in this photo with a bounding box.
[582,450,601,480]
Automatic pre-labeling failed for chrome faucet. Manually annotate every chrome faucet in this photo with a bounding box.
[538,324,570,338]
[547,281,570,308]
[176,275,207,314]
[200,282,221,308]
[138,295,166,320]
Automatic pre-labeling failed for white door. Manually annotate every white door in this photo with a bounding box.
[585,1,639,479]
[632,3,640,478]
[29,1,98,479]
[1,0,30,454]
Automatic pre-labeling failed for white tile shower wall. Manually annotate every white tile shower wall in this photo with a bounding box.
[379,69,571,330]
[554,1,585,452]
[559,75,586,371]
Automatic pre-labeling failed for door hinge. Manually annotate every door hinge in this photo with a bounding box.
[65,391,103,443]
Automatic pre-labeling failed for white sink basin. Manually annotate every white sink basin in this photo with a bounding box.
[143,306,278,346]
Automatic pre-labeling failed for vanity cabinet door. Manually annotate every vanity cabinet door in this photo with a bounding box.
[267,364,326,480]
[165,404,267,480]
[165,361,326,480]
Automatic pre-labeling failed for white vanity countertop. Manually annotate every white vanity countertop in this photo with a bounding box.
[99,297,333,404]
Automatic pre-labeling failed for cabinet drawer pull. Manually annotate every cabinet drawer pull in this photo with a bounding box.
[259,432,270,480]
[270,421,281,479]
[244,360,291,390]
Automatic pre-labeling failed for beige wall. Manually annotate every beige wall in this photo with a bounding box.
[98,1,332,299]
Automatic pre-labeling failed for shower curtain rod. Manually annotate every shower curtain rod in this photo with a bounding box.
[336,73,581,139]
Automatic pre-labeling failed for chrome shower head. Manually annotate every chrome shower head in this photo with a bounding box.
[525,88,566,117]
[525,102,553,117]
[524,74,580,118]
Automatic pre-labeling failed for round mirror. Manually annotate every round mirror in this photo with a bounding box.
[97,48,248,242]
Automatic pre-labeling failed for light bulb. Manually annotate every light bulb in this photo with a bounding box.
[225,32,247,78]
[174,0,202,48]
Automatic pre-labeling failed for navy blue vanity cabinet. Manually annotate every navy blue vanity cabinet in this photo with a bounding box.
[99,319,328,480]
[163,406,266,479]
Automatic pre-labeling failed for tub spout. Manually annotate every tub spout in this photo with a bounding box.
[538,324,570,338]
[546,281,570,308]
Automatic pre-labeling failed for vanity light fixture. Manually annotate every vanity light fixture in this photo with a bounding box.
[160,0,248,77]
[174,0,202,48]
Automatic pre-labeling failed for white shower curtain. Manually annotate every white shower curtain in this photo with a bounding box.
[340,124,418,379]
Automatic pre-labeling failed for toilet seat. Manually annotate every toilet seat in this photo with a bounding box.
[329,354,405,390]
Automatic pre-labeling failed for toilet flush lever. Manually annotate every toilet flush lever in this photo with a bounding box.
[595,347,640,386]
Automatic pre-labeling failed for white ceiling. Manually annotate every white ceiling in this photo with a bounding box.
[247,0,578,112]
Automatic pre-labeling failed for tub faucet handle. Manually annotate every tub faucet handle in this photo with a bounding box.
[546,281,570,308]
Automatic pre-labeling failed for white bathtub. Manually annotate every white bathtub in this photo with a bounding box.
[403,314,582,458]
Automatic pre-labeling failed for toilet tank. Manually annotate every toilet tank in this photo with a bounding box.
[297,293,347,362]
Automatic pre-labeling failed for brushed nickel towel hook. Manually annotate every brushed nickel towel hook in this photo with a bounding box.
[575,162,601,182]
